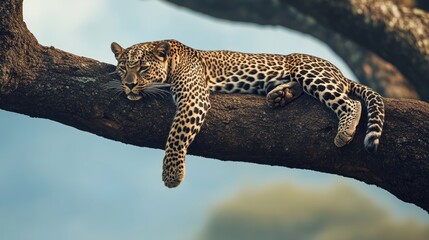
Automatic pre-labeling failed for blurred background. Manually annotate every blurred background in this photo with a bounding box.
[0,0,428,239]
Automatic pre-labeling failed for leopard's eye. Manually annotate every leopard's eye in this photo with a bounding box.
[139,65,149,74]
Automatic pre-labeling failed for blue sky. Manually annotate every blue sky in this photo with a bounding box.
[0,0,428,239]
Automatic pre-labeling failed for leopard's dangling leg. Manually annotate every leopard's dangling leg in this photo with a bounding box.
[266,81,303,108]
[162,78,211,188]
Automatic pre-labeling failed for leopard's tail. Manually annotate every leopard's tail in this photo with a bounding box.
[349,80,385,152]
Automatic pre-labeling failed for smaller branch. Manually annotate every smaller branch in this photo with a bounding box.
[355,51,419,98]
[164,0,419,99]
[282,0,429,100]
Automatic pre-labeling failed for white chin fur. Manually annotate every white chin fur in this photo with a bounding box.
[127,94,142,101]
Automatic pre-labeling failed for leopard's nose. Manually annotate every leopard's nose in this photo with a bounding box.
[126,83,136,89]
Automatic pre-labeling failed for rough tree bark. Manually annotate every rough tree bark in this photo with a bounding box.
[1,0,428,212]
[165,0,420,99]
[282,0,429,100]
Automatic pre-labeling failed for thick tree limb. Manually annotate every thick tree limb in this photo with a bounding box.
[1,0,429,212]
[164,0,420,99]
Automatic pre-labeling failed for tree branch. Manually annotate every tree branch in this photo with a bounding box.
[164,0,420,99]
[281,0,429,100]
[167,0,429,100]
[1,0,428,212]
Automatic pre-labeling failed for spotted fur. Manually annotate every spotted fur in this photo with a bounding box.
[110,40,385,188]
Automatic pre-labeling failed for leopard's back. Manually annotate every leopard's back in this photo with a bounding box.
[199,50,384,152]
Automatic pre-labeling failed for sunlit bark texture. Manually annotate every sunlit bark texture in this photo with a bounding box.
[1,0,429,212]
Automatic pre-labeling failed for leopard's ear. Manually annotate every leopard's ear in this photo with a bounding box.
[154,41,171,62]
[111,42,124,60]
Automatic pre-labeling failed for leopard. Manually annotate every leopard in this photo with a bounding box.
[109,39,385,188]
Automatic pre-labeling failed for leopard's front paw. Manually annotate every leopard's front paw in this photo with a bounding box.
[162,167,185,188]
[163,178,182,188]
[266,88,293,108]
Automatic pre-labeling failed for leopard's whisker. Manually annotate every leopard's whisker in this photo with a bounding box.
[115,89,124,96]
[102,80,123,92]
[143,87,170,98]
[145,85,170,92]
[151,90,164,98]
[148,82,171,88]
[156,89,171,97]
[152,90,167,97]
[144,91,156,98]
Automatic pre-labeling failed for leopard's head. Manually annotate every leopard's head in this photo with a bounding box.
[111,41,171,101]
